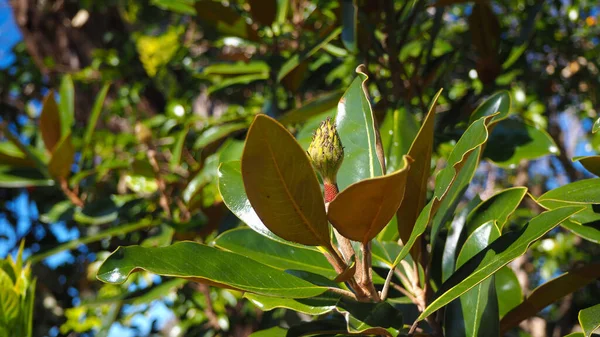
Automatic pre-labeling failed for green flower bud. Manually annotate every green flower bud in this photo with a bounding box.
[307,117,344,184]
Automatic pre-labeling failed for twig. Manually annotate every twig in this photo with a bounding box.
[380,267,395,300]
[59,178,83,207]
[390,283,418,304]
[359,242,380,301]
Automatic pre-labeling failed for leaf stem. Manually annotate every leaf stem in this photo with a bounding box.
[359,241,380,301]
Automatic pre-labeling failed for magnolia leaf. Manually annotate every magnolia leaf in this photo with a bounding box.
[579,304,600,337]
[241,115,329,246]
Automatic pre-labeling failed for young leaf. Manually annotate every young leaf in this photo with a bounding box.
[328,156,412,243]
[579,304,600,337]
[241,115,329,246]
[47,133,75,179]
[500,262,600,333]
[335,66,384,190]
[40,91,62,152]
[97,242,328,298]
[214,228,336,278]
[59,74,75,135]
[418,206,585,322]
[445,221,500,337]
[396,89,441,246]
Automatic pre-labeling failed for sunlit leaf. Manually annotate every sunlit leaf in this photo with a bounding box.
[97,242,328,298]
[241,115,329,246]
[48,133,75,179]
[579,304,600,337]
[59,75,75,135]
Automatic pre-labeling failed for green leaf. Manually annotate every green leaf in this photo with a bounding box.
[97,242,328,298]
[396,89,442,246]
[40,91,62,152]
[241,115,329,246]
[341,0,357,53]
[500,262,600,333]
[328,156,411,243]
[381,109,419,174]
[169,127,188,169]
[0,142,35,167]
[446,221,500,337]
[195,1,258,41]
[214,228,336,278]
[244,292,339,315]
[0,166,53,188]
[287,318,347,337]
[574,156,600,177]
[82,83,110,161]
[204,61,269,75]
[484,119,558,168]
[561,219,600,244]
[207,73,269,94]
[469,91,511,126]
[59,74,75,135]
[335,66,384,190]
[392,114,499,268]
[336,299,403,336]
[594,118,600,134]
[73,198,118,225]
[466,187,528,232]
[537,178,600,205]
[579,304,600,337]
[151,0,195,14]
[495,267,522,319]
[277,26,342,82]
[31,220,156,264]
[278,90,343,125]
[249,327,288,337]
[48,133,75,179]
[193,122,248,149]
[419,206,585,322]
[218,161,289,244]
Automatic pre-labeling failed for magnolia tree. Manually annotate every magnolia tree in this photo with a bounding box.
[88,68,600,337]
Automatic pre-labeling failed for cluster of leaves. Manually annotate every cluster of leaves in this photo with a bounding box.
[94,69,600,336]
[0,243,35,337]
[1,0,600,336]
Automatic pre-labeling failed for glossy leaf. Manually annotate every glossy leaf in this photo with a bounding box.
[337,299,403,336]
[328,156,411,243]
[278,90,343,125]
[537,178,600,205]
[218,161,287,243]
[466,187,528,232]
[244,292,339,315]
[381,109,419,174]
[40,91,62,152]
[574,156,600,176]
[441,197,480,282]
[396,89,441,245]
[446,221,500,337]
[241,115,329,246]
[500,262,600,333]
[495,267,522,319]
[579,304,600,337]
[418,206,584,322]
[97,242,328,298]
[193,122,248,149]
[392,113,498,268]
[484,119,558,168]
[48,133,75,179]
[59,74,75,135]
[214,228,336,278]
[561,219,600,244]
[0,166,52,188]
[469,90,511,126]
[335,66,384,190]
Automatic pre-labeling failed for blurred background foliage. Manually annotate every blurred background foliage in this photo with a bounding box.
[0,0,600,336]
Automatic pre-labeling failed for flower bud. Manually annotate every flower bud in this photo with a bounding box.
[307,117,344,185]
